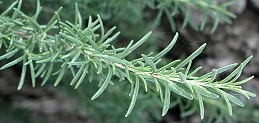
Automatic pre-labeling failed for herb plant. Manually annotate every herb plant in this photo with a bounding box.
[0,0,256,122]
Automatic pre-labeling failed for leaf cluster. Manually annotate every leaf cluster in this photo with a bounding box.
[0,0,255,120]
[146,0,238,33]
[0,0,237,35]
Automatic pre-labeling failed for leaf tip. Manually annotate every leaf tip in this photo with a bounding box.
[17,86,22,90]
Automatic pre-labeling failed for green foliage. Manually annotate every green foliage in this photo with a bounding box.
[147,0,237,33]
[0,0,256,122]
[0,0,237,39]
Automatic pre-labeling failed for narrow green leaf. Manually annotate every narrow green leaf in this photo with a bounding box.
[228,63,244,83]
[60,33,83,46]
[70,64,85,85]
[97,60,103,74]
[185,82,194,93]
[87,36,99,50]
[11,0,22,19]
[229,56,253,83]
[95,54,130,66]
[88,65,94,82]
[70,66,75,76]
[231,88,256,99]
[219,68,239,82]
[114,68,125,81]
[187,66,202,78]
[162,82,170,116]
[51,48,61,62]
[29,60,36,87]
[216,89,232,116]
[97,14,104,44]
[219,12,232,24]
[194,85,219,98]
[221,9,236,18]
[103,26,116,41]
[54,11,61,24]
[92,24,100,32]
[179,72,194,93]
[125,74,139,117]
[179,72,186,82]
[74,3,79,27]
[11,19,24,26]
[54,64,67,86]
[217,63,238,74]
[242,91,256,98]
[142,54,156,72]
[223,0,238,7]
[200,11,207,31]
[8,33,14,49]
[220,56,253,83]
[110,63,115,76]
[18,58,27,90]
[0,39,2,49]
[117,40,133,59]
[44,6,62,27]
[154,78,161,92]
[41,63,53,86]
[154,78,164,102]
[1,0,18,16]
[74,64,89,89]
[44,20,57,33]
[175,43,206,71]
[238,55,253,67]
[59,20,70,29]
[128,31,152,53]
[184,61,192,76]
[0,54,26,70]
[38,32,46,52]
[153,32,178,61]
[102,32,121,45]
[129,81,134,96]
[15,9,42,32]
[35,63,47,77]
[91,65,113,100]
[209,69,217,82]
[197,92,204,119]
[154,59,161,65]
[164,8,176,31]
[210,17,219,34]
[223,91,244,107]
[68,51,81,68]
[166,81,193,100]
[33,0,41,20]
[151,9,163,29]
[158,59,181,71]
[233,76,254,85]
[61,49,77,59]
[140,75,148,92]
[198,63,237,80]
[181,9,189,28]
[0,48,19,60]
[65,20,79,34]
[40,68,48,78]
[87,16,92,28]
[36,56,52,63]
